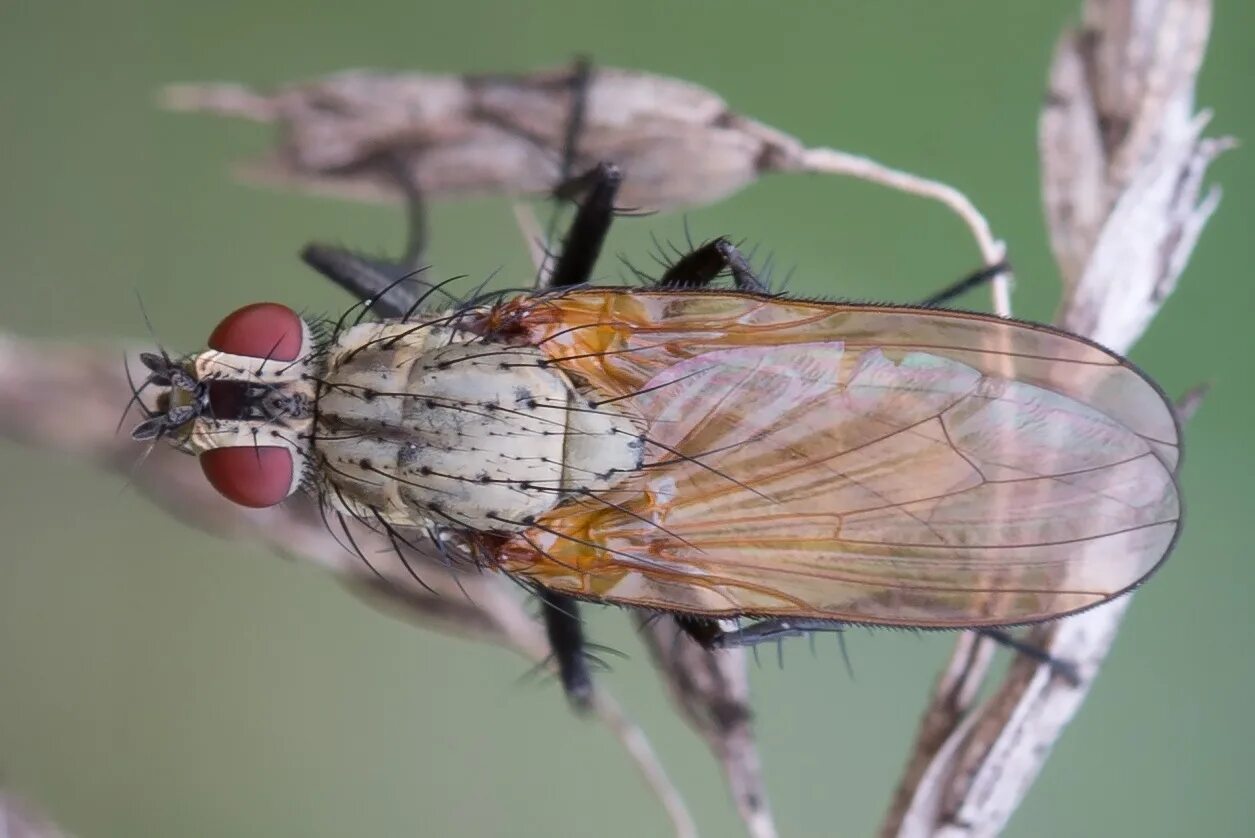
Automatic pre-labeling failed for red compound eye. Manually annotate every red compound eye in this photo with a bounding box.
[207,302,303,362]
[201,446,295,508]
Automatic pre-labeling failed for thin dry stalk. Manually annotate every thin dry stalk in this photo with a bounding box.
[797,148,1011,315]
[636,617,775,838]
[591,691,699,838]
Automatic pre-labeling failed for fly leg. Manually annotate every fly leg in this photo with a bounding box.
[704,619,1080,685]
[703,617,849,648]
[977,628,1080,685]
[536,588,595,711]
[546,161,624,289]
[659,238,765,292]
[919,259,1011,307]
[300,154,431,319]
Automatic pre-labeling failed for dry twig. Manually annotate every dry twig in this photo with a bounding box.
[637,617,775,838]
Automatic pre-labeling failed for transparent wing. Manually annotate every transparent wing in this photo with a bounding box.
[490,291,1181,625]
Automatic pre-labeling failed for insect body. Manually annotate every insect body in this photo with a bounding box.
[133,162,1182,704]
[136,287,1181,622]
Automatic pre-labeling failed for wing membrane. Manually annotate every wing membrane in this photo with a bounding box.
[491,290,1181,626]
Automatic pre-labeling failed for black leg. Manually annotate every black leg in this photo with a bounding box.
[920,260,1011,307]
[977,628,1080,686]
[537,588,595,711]
[301,153,431,317]
[300,244,423,319]
[546,162,623,289]
[659,238,764,292]
[708,617,848,649]
[700,617,1080,685]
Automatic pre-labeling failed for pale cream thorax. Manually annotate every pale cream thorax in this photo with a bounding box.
[309,318,645,532]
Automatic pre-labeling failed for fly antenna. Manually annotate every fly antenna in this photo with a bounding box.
[116,352,159,435]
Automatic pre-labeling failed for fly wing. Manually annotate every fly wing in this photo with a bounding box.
[493,290,1181,626]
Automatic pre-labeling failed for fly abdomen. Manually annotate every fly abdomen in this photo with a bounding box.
[314,331,642,533]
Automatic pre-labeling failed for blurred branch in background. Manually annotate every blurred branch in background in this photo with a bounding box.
[884,1,1229,835]
[0,791,71,838]
[162,62,1009,289]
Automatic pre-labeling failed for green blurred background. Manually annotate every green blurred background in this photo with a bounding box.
[1,2,1251,836]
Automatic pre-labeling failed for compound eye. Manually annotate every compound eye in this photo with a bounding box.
[208,302,304,362]
[200,446,295,508]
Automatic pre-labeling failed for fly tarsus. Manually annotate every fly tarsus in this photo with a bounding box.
[708,617,850,649]
[977,627,1081,686]
[919,259,1011,308]
[710,618,1080,686]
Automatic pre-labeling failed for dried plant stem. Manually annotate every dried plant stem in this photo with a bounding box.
[162,64,1010,317]
[591,692,699,838]
[798,148,1011,316]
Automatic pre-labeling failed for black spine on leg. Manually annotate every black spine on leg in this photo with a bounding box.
[548,162,623,289]
[537,588,595,710]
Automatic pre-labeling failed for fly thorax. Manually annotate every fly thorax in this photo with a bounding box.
[314,330,644,533]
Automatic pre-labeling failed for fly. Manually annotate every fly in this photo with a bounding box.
[130,162,1182,708]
